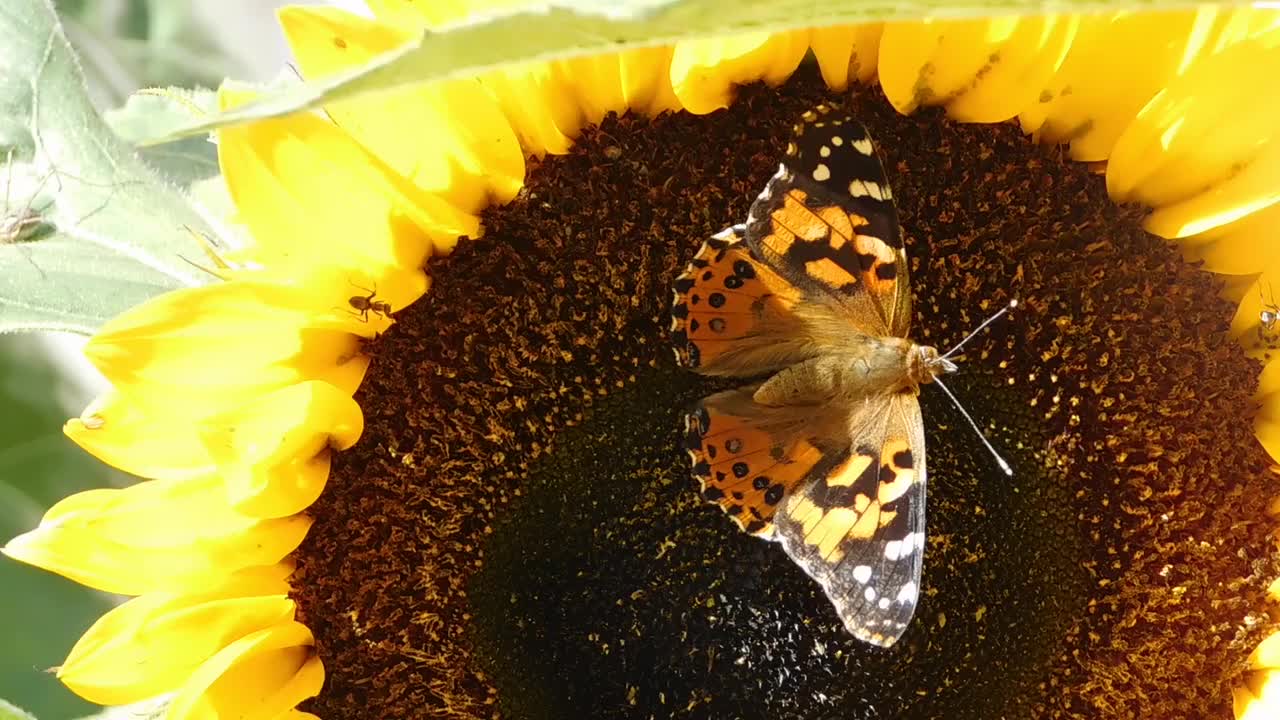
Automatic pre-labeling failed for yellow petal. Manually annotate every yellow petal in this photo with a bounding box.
[620,46,682,115]
[670,30,810,115]
[364,0,579,155]
[200,381,363,519]
[1142,147,1280,241]
[478,63,581,155]
[166,622,323,720]
[67,279,371,481]
[810,24,883,91]
[84,280,367,395]
[60,568,296,705]
[1208,6,1280,53]
[1253,632,1280,669]
[1177,202,1280,275]
[218,87,474,263]
[1108,32,1280,210]
[1257,341,1280,394]
[278,5,524,208]
[1,476,311,595]
[879,16,1077,123]
[552,45,684,123]
[66,389,215,482]
[1236,685,1259,720]
[557,53,628,127]
[1253,353,1280,462]
[1022,8,1277,162]
[1238,671,1280,720]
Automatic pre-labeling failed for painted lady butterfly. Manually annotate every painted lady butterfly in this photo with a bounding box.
[671,104,949,647]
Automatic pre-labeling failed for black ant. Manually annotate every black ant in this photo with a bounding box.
[346,280,393,322]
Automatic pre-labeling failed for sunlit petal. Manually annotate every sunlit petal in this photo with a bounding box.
[670,31,810,115]
[200,381,363,518]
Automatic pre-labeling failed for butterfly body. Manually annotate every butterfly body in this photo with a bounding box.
[672,105,941,647]
[752,340,954,409]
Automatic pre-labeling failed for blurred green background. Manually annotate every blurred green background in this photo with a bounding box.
[1,1,317,717]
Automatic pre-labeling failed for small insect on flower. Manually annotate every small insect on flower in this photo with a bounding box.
[0,205,45,244]
[346,280,393,322]
[1260,283,1279,335]
[1248,281,1280,362]
[1,150,52,245]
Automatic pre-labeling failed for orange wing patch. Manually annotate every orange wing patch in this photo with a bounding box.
[756,186,902,300]
[781,448,883,565]
[876,438,916,504]
[683,403,822,537]
[670,227,801,370]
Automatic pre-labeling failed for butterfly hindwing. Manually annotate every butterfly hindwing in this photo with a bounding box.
[744,104,912,337]
[683,380,928,646]
[774,392,927,647]
[683,387,831,537]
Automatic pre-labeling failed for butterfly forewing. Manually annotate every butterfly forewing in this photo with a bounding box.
[743,105,912,338]
[670,226,812,376]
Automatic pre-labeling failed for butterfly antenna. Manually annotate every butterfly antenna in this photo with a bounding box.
[932,376,1014,477]
[941,299,1019,360]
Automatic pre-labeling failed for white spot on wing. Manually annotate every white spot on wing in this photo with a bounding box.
[853,137,873,155]
[884,539,903,560]
[819,145,831,158]
[885,532,924,560]
[813,164,831,182]
[896,582,918,604]
[878,597,891,610]
[852,565,873,584]
[831,136,844,147]
[864,586,876,602]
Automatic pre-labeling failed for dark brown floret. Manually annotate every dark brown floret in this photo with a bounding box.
[294,66,1279,720]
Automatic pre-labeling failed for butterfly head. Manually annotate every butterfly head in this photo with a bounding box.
[912,344,957,386]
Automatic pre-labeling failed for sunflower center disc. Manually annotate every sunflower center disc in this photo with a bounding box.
[295,69,1278,720]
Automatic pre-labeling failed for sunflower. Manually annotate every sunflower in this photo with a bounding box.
[5,3,1280,719]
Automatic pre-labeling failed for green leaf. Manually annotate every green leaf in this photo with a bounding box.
[141,0,1185,142]
[0,335,120,720]
[104,88,219,184]
[0,698,37,720]
[0,0,217,335]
